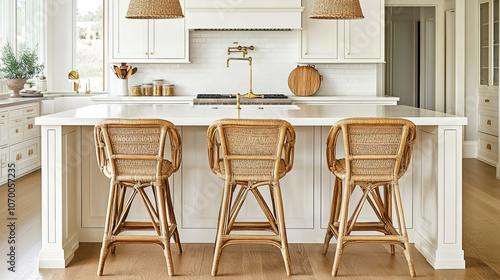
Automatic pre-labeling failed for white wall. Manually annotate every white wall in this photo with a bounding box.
[465,0,479,142]
[125,31,378,96]
[45,0,75,92]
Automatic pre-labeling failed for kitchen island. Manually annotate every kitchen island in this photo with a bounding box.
[35,103,467,270]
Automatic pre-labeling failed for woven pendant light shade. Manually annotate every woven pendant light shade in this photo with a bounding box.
[126,0,184,19]
[309,0,364,20]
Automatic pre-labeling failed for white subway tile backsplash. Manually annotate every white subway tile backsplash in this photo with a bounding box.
[128,31,377,96]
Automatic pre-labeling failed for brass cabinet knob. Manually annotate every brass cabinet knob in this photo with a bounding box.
[15,129,19,133]
[145,52,148,55]
[305,52,308,55]
[151,52,153,55]
[487,144,492,150]
[487,120,492,125]
[485,99,490,103]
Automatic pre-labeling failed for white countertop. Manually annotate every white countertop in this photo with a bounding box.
[0,97,43,108]
[35,103,467,126]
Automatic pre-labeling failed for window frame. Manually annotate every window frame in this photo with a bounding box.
[0,0,46,93]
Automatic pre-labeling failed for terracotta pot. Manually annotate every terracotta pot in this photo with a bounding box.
[4,78,28,98]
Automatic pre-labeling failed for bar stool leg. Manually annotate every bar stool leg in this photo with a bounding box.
[273,181,291,276]
[393,183,416,277]
[164,179,182,254]
[332,181,351,276]
[97,181,117,276]
[212,181,231,276]
[156,183,174,276]
[323,177,341,254]
[382,184,395,255]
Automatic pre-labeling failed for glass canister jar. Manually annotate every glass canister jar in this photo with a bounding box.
[142,83,153,96]
[153,79,164,96]
[129,85,142,96]
[162,84,174,96]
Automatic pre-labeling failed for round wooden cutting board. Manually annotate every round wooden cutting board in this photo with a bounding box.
[288,65,323,96]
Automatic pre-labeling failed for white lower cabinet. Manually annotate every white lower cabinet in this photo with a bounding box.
[477,90,499,166]
[0,147,8,178]
[0,102,41,185]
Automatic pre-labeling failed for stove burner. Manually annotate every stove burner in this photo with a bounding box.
[196,94,288,99]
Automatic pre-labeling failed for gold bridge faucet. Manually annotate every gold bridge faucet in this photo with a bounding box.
[227,46,264,110]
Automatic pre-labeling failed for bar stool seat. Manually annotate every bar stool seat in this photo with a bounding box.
[94,119,182,277]
[102,159,174,179]
[332,158,406,182]
[213,158,288,180]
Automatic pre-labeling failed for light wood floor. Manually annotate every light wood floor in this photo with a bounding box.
[1,159,500,279]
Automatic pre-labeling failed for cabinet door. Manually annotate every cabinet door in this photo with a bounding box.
[0,147,8,180]
[344,0,383,60]
[112,0,149,59]
[149,0,185,59]
[300,0,338,59]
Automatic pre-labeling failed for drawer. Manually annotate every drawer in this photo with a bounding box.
[478,132,498,166]
[9,116,23,125]
[9,125,23,144]
[478,109,499,136]
[23,105,39,116]
[478,92,499,110]
[10,137,40,171]
[0,111,8,121]
[9,108,24,119]
[23,115,39,139]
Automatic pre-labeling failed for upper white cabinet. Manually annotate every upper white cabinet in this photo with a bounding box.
[299,0,384,63]
[110,0,189,62]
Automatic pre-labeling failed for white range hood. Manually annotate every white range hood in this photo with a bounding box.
[185,1,303,30]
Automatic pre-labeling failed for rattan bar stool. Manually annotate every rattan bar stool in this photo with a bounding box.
[94,119,182,276]
[323,118,416,277]
[207,119,296,276]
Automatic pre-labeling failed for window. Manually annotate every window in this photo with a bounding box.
[0,0,44,93]
[76,0,104,91]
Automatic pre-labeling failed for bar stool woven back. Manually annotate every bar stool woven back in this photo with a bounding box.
[207,119,295,276]
[323,118,416,277]
[94,119,182,276]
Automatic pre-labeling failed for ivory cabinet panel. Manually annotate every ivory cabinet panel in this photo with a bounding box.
[180,126,315,229]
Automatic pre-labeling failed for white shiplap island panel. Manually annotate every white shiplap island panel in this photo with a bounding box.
[35,104,467,270]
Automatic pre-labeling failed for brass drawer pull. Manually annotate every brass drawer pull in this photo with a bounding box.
[27,116,35,119]
[28,149,34,156]
[487,144,492,150]
[27,124,34,129]
[15,119,22,123]
[487,120,492,125]
[26,109,34,112]
[15,129,19,133]
[1,115,5,118]
[485,99,491,103]
[16,153,22,160]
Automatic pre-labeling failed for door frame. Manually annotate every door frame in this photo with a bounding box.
[385,0,445,113]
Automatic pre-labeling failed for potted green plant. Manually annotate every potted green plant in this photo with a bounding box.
[0,43,44,98]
